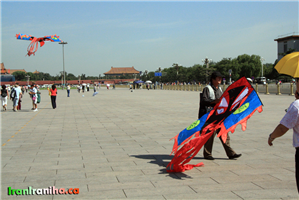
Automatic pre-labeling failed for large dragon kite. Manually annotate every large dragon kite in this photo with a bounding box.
[167,77,263,173]
[16,33,63,56]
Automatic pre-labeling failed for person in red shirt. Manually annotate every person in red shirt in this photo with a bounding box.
[50,85,57,109]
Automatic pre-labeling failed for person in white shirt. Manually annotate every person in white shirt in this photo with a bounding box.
[67,84,71,97]
[29,84,38,111]
[268,79,299,193]
[11,83,22,112]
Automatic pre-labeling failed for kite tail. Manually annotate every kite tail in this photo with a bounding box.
[170,131,200,155]
[170,135,179,155]
[26,37,39,56]
[166,130,214,173]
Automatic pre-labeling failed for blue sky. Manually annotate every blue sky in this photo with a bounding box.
[1,1,298,76]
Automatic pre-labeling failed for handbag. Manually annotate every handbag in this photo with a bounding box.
[32,96,37,101]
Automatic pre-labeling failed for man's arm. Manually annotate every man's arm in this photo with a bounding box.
[268,124,289,146]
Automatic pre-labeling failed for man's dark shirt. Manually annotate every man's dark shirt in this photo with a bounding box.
[198,84,223,118]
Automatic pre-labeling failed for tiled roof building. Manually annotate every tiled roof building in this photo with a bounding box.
[1,63,27,74]
[104,66,140,76]
[9,69,27,74]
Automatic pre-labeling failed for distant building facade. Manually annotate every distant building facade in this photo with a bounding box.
[274,33,299,60]
[104,66,140,78]
[1,62,27,75]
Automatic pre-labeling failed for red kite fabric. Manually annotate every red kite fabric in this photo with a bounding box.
[16,33,63,56]
[166,77,263,173]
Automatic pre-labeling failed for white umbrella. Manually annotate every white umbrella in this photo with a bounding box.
[145,80,152,84]
[246,78,253,83]
[82,83,87,86]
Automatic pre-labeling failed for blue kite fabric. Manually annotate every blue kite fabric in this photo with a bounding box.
[167,77,263,173]
[16,33,63,56]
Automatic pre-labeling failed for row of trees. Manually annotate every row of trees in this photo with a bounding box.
[139,53,295,83]
[12,53,294,83]
[139,54,275,83]
[12,71,99,81]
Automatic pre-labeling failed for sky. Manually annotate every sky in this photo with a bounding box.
[1,1,298,76]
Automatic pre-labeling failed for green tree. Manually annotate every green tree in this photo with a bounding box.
[67,73,77,80]
[12,71,26,81]
[26,72,37,81]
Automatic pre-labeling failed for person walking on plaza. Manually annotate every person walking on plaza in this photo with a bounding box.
[11,83,22,112]
[87,84,90,92]
[17,90,22,110]
[21,86,25,94]
[268,79,299,193]
[29,84,38,111]
[50,85,57,109]
[1,85,9,111]
[198,71,241,160]
[67,84,70,97]
[82,82,85,93]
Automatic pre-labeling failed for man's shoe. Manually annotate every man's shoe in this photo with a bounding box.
[204,156,215,160]
[229,154,242,159]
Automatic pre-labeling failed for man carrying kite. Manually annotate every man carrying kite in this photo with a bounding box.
[199,71,242,160]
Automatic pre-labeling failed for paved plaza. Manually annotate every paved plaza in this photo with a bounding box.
[1,87,298,199]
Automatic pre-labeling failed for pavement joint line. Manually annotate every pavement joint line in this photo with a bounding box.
[1,102,50,146]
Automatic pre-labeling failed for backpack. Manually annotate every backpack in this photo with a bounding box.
[1,89,7,97]
[10,88,16,99]
[37,93,41,104]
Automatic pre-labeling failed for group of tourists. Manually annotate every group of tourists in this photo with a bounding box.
[1,83,40,112]
[76,83,99,93]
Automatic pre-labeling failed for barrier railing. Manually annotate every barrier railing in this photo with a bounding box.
[160,83,296,95]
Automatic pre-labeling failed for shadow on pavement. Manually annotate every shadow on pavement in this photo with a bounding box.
[130,154,206,179]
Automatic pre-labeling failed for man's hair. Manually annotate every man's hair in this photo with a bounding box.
[15,83,19,86]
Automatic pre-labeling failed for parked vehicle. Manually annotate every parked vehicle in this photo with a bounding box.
[254,77,266,84]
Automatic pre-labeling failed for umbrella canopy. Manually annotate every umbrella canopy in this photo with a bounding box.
[135,80,144,84]
[145,80,152,84]
[246,78,253,83]
[274,52,299,78]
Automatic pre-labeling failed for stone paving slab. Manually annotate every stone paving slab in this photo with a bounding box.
[1,88,299,199]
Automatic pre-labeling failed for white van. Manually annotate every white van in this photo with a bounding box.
[255,77,266,84]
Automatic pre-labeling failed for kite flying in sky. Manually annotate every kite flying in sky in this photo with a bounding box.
[16,33,63,56]
[166,77,263,173]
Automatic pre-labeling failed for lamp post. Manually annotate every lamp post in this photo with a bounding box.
[260,57,265,77]
[202,57,212,84]
[60,71,63,87]
[173,63,181,84]
[25,75,30,86]
[78,75,81,85]
[59,41,67,89]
